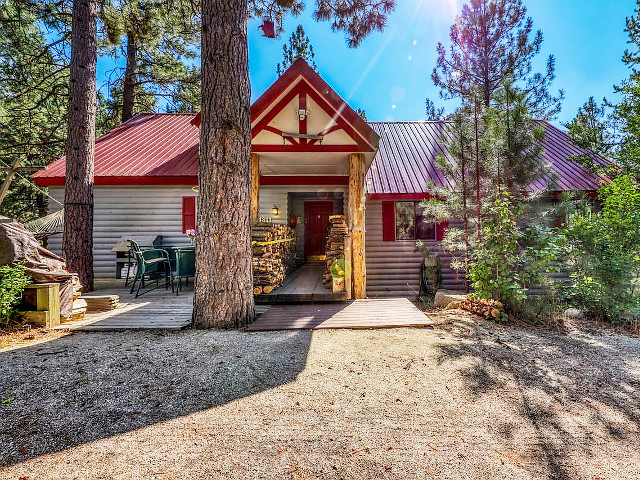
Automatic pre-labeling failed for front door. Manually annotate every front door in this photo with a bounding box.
[304,201,333,261]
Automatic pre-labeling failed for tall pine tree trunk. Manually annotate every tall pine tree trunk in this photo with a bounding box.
[194,0,254,328]
[63,0,97,292]
[121,34,137,123]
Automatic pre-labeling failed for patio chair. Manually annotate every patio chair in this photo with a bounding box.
[128,240,174,298]
[173,246,196,295]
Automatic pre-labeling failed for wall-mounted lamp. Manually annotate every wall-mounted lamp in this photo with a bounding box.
[297,109,311,121]
[272,205,279,216]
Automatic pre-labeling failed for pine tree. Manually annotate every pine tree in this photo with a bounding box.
[564,97,615,175]
[610,2,640,178]
[100,0,201,124]
[195,0,396,328]
[64,0,98,291]
[431,0,563,119]
[0,0,68,222]
[486,80,548,199]
[277,24,317,76]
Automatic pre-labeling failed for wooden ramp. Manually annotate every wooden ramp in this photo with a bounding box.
[247,298,434,331]
[55,286,193,331]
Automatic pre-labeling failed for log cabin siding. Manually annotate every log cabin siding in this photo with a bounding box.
[365,200,465,297]
[48,184,347,278]
[47,186,196,278]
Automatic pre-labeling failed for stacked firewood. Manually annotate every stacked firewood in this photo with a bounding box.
[323,215,348,288]
[459,296,509,322]
[252,222,296,295]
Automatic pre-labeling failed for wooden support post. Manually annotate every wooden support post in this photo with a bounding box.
[251,152,260,225]
[348,152,366,299]
[344,233,352,300]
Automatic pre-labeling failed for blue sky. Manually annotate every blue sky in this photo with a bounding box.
[246,0,638,127]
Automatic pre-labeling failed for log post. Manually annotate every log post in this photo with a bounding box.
[348,152,366,299]
[251,153,260,225]
[344,233,352,299]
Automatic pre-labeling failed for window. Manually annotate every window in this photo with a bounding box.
[395,201,436,241]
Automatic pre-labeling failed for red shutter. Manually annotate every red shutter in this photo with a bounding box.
[436,221,448,241]
[382,201,395,241]
[182,196,196,233]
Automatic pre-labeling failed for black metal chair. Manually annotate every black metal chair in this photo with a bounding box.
[128,240,173,298]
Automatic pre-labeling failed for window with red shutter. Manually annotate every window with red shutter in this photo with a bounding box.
[182,196,196,233]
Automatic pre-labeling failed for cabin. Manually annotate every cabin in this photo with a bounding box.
[33,59,609,299]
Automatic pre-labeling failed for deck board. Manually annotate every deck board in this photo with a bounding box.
[247,298,434,331]
[56,285,193,331]
[255,264,347,304]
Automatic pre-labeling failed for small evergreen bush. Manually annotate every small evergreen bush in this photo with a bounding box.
[469,192,564,313]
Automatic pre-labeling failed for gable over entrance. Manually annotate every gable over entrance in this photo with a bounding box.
[192,58,379,177]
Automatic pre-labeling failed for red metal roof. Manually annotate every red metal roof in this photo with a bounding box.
[33,114,199,186]
[366,120,611,195]
[34,115,610,193]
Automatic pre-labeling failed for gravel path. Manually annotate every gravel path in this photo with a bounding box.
[1,315,639,479]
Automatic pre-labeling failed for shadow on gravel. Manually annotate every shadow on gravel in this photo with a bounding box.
[0,329,312,467]
[435,320,640,480]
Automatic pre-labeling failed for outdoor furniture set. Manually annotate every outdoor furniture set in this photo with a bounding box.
[126,240,195,298]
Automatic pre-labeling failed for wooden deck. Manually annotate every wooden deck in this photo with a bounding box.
[55,283,193,331]
[247,298,434,331]
[255,264,347,304]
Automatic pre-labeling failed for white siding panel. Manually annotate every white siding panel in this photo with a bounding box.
[365,200,464,298]
[48,186,196,278]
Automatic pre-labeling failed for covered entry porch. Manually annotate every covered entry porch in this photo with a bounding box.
[255,264,348,304]
[248,59,379,301]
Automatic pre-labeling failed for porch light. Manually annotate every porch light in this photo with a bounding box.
[272,205,279,216]
[297,109,311,121]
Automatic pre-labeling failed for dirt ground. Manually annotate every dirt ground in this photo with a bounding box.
[1,312,639,480]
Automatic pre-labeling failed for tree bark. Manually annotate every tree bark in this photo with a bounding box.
[121,34,137,123]
[63,0,97,292]
[194,0,254,328]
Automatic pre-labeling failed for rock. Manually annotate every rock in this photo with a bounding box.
[434,290,467,308]
[445,301,461,310]
[564,308,584,320]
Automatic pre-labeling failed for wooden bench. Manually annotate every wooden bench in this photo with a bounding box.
[19,283,61,328]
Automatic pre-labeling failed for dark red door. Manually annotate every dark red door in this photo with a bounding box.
[304,201,333,260]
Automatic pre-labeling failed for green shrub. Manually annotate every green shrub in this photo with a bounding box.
[330,259,345,278]
[469,193,563,312]
[564,175,640,321]
[0,262,31,326]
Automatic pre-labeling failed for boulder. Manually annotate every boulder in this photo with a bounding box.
[434,289,467,308]
[564,308,585,320]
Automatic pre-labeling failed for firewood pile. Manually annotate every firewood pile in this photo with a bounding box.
[459,296,509,322]
[252,222,296,295]
[323,215,348,288]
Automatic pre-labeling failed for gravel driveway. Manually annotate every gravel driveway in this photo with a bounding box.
[1,314,639,479]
